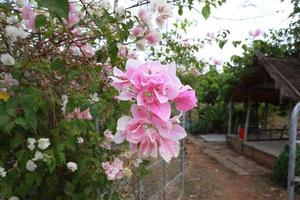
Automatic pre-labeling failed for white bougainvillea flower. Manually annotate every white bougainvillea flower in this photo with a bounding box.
[99,0,111,10]
[0,166,7,177]
[133,158,143,168]
[38,138,50,150]
[150,0,167,11]
[89,93,99,104]
[0,53,15,66]
[15,0,24,7]
[136,40,146,51]
[61,95,68,114]
[32,151,44,161]
[67,162,78,172]
[76,137,84,144]
[115,6,125,15]
[6,16,18,24]
[26,160,37,172]
[9,196,20,200]
[5,26,29,42]
[27,138,36,151]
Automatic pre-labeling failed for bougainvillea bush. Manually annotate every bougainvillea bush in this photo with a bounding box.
[0,0,199,199]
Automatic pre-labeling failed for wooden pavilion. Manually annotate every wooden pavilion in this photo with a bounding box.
[226,53,300,168]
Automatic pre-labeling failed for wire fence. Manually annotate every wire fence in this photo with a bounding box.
[135,113,186,200]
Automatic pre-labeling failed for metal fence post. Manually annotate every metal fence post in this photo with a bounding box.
[288,102,300,200]
[163,161,168,200]
[181,112,186,194]
[138,178,144,200]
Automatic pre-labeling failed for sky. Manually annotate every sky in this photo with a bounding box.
[120,0,293,70]
[180,0,293,67]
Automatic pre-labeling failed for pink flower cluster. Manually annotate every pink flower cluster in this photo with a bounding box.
[110,60,197,162]
[67,2,82,27]
[249,28,263,38]
[66,107,92,120]
[130,2,173,50]
[21,6,36,30]
[1,73,19,87]
[102,158,124,180]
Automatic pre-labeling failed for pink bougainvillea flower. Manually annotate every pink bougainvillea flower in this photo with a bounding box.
[102,158,124,180]
[117,44,127,58]
[159,137,179,163]
[101,129,114,150]
[183,39,190,47]
[132,128,159,158]
[66,107,92,120]
[69,1,77,13]
[79,108,92,120]
[127,51,139,59]
[125,118,147,143]
[110,67,131,90]
[174,85,197,112]
[131,26,145,38]
[21,5,36,30]
[21,6,34,21]
[212,58,222,66]
[1,73,19,87]
[111,60,181,121]
[113,116,132,144]
[149,113,186,141]
[145,30,161,46]
[155,15,166,27]
[110,60,197,163]
[68,13,80,27]
[137,8,151,25]
[130,104,148,119]
[157,3,173,18]
[249,28,263,38]
[81,43,95,58]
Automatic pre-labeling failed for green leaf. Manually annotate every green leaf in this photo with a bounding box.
[188,0,193,10]
[202,3,211,19]
[35,14,47,29]
[178,5,183,16]
[0,114,10,128]
[15,117,28,129]
[94,10,111,29]
[47,158,57,174]
[6,107,16,117]
[4,122,14,133]
[218,39,228,49]
[108,41,118,64]
[24,109,37,130]
[36,0,69,19]
[10,137,22,149]
[51,57,64,69]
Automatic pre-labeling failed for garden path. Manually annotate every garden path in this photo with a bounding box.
[181,135,300,200]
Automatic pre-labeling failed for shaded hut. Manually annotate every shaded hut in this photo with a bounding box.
[227,53,300,168]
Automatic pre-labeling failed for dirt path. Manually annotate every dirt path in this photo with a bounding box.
[182,138,298,200]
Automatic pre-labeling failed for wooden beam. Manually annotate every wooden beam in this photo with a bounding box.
[227,98,233,135]
[244,97,252,141]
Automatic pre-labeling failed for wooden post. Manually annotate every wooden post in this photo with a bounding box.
[263,103,269,131]
[227,98,233,135]
[244,97,252,141]
[288,101,293,134]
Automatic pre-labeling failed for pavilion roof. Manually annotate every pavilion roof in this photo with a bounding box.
[232,54,300,104]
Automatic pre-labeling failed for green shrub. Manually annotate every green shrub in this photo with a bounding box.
[272,145,300,191]
[191,103,227,134]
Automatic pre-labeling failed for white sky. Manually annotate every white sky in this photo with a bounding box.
[120,0,293,69]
